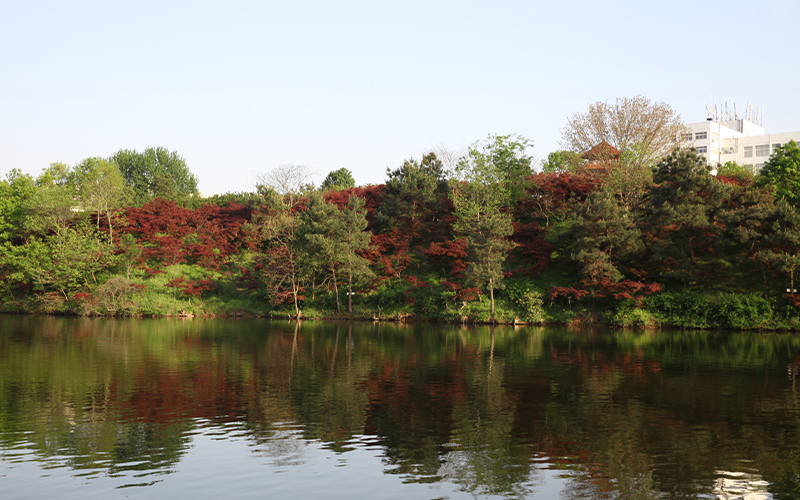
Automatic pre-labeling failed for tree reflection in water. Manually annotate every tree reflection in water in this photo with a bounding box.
[2,317,800,498]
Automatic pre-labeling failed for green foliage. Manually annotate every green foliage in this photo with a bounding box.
[564,188,643,284]
[757,140,800,207]
[111,147,198,205]
[320,168,355,191]
[648,148,733,286]
[718,161,756,181]
[541,150,585,173]
[377,152,447,233]
[643,291,774,330]
[505,284,544,322]
[0,169,36,243]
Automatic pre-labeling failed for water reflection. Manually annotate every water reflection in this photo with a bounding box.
[2,316,800,498]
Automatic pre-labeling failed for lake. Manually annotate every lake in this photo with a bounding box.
[1,316,799,499]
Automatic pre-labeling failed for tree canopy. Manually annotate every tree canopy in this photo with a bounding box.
[320,168,355,192]
[757,140,800,207]
[560,95,686,164]
[111,147,198,205]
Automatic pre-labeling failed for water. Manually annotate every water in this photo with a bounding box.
[2,316,800,499]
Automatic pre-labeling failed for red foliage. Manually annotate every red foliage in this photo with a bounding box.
[548,286,589,304]
[422,239,468,275]
[510,221,551,277]
[120,199,252,270]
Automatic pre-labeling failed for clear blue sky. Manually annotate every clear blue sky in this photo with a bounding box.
[2,0,798,196]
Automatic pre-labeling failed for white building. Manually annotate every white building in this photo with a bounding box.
[685,117,800,171]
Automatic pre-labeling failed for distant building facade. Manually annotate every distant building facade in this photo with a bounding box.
[685,117,800,171]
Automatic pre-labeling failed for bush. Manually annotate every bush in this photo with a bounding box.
[711,292,773,330]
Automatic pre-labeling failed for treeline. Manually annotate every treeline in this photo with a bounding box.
[2,138,800,329]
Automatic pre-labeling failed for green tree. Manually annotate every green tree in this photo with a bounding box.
[320,168,355,192]
[376,152,448,234]
[565,188,644,285]
[541,150,585,173]
[451,137,523,319]
[250,188,306,317]
[111,147,198,205]
[758,199,800,293]
[301,192,347,312]
[69,157,129,245]
[757,140,800,207]
[338,196,374,315]
[648,148,733,287]
[602,143,655,221]
[0,170,36,244]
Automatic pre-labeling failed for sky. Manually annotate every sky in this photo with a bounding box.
[2,0,799,196]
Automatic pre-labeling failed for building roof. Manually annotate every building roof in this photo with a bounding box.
[581,140,620,162]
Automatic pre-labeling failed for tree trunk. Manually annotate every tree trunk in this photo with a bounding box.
[489,279,495,321]
[760,259,769,300]
[107,211,114,246]
[348,272,353,315]
[332,266,340,313]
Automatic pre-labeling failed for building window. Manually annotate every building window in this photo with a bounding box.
[695,132,708,140]
[756,163,765,171]
[744,146,753,158]
[773,143,782,153]
[696,146,708,154]
[683,133,693,141]
[755,144,770,156]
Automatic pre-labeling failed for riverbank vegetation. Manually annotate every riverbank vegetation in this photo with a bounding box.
[2,99,800,330]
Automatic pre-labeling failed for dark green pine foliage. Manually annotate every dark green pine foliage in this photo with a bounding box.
[565,188,643,286]
[301,192,347,312]
[648,148,733,287]
[339,196,374,314]
[376,152,448,237]
[758,199,800,294]
[721,182,776,298]
[757,140,800,207]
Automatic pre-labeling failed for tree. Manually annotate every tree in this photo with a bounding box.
[111,147,198,205]
[256,163,316,208]
[457,134,533,204]
[758,199,800,294]
[301,192,347,312]
[451,137,524,319]
[541,150,585,173]
[69,157,129,245]
[376,152,448,235]
[757,140,800,207]
[560,95,686,164]
[565,188,644,286]
[251,188,306,317]
[0,170,36,244]
[602,143,656,221]
[337,196,374,315]
[647,148,733,286]
[320,168,355,192]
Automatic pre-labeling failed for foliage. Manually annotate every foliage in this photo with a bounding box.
[320,168,355,192]
[541,150,585,174]
[256,163,316,207]
[111,147,199,205]
[561,95,686,164]
[757,140,800,207]
[376,152,448,236]
[70,157,129,244]
[647,148,733,287]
